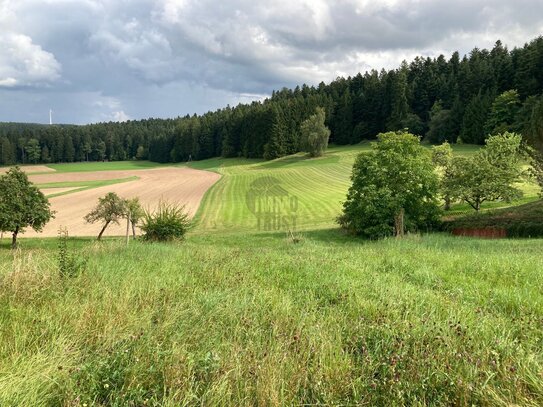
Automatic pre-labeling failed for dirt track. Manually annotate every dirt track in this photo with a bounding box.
[22,167,220,237]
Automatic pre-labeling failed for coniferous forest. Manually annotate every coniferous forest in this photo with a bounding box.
[1,37,542,166]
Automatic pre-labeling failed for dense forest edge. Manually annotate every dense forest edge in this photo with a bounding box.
[1,36,542,166]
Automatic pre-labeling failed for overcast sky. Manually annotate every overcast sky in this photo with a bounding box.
[1,0,542,124]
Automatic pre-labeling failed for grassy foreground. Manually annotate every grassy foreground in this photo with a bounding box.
[1,232,542,406]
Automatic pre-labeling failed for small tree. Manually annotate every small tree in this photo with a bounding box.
[431,142,454,210]
[84,192,127,240]
[126,197,144,238]
[444,132,526,211]
[338,131,440,238]
[300,107,331,157]
[0,167,54,248]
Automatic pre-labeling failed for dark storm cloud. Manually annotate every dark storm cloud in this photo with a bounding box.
[1,0,542,124]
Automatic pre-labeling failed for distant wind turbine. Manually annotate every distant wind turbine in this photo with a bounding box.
[49,109,53,125]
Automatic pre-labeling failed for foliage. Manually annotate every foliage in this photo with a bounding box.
[126,197,144,237]
[484,89,521,135]
[443,199,543,237]
[338,131,441,238]
[459,90,493,144]
[140,201,191,242]
[57,227,86,277]
[300,107,331,157]
[425,101,456,143]
[84,192,127,240]
[0,167,53,248]
[443,132,526,211]
[431,142,454,209]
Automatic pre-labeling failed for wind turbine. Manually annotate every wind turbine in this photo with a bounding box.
[49,109,53,125]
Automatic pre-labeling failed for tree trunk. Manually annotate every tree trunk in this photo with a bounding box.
[97,221,110,241]
[125,214,130,246]
[132,222,137,238]
[444,196,451,211]
[394,208,405,238]
[11,226,19,249]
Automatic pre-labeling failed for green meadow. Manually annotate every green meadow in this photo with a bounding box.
[1,143,542,406]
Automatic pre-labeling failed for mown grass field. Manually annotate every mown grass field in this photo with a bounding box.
[1,143,542,405]
[190,143,538,233]
[46,160,173,173]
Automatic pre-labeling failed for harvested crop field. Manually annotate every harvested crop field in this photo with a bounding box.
[0,165,55,174]
[22,167,220,237]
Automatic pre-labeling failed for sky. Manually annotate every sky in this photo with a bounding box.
[1,0,542,125]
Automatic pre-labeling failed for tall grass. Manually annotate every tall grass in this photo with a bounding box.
[1,232,542,405]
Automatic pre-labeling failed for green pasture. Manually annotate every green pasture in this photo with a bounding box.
[1,232,542,405]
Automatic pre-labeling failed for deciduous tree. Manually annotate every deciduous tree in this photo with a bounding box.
[444,132,526,211]
[84,192,127,240]
[300,107,331,157]
[0,167,53,248]
[338,131,440,238]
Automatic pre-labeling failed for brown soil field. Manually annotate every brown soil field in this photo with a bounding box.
[22,167,220,237]
[0,165,56,174]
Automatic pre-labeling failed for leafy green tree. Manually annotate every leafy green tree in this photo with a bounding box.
[338,131,440,238]
[484,89,520,135]
[25,138,41,163]
[84,192,127,240]
[444,132,526,211]
[0,167,54,248]
[126,197,144,238]
[300,107,331,157]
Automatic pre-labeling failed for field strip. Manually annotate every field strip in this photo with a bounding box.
[23,167,220,237]
[37,176,139,198]
[0,165,56,174]
[40,187,81,197]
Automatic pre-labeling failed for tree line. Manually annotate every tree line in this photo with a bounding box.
[1,36,543,166]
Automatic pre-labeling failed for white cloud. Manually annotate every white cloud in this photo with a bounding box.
[1,0,543,123]
[112,110,131,122]
[0,33,61,88]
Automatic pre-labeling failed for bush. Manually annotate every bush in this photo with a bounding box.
[57,227,86,277]
[140,201,191,242]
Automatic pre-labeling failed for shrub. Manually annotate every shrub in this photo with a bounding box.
[57,227,86,277]
[140,201,191,242]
